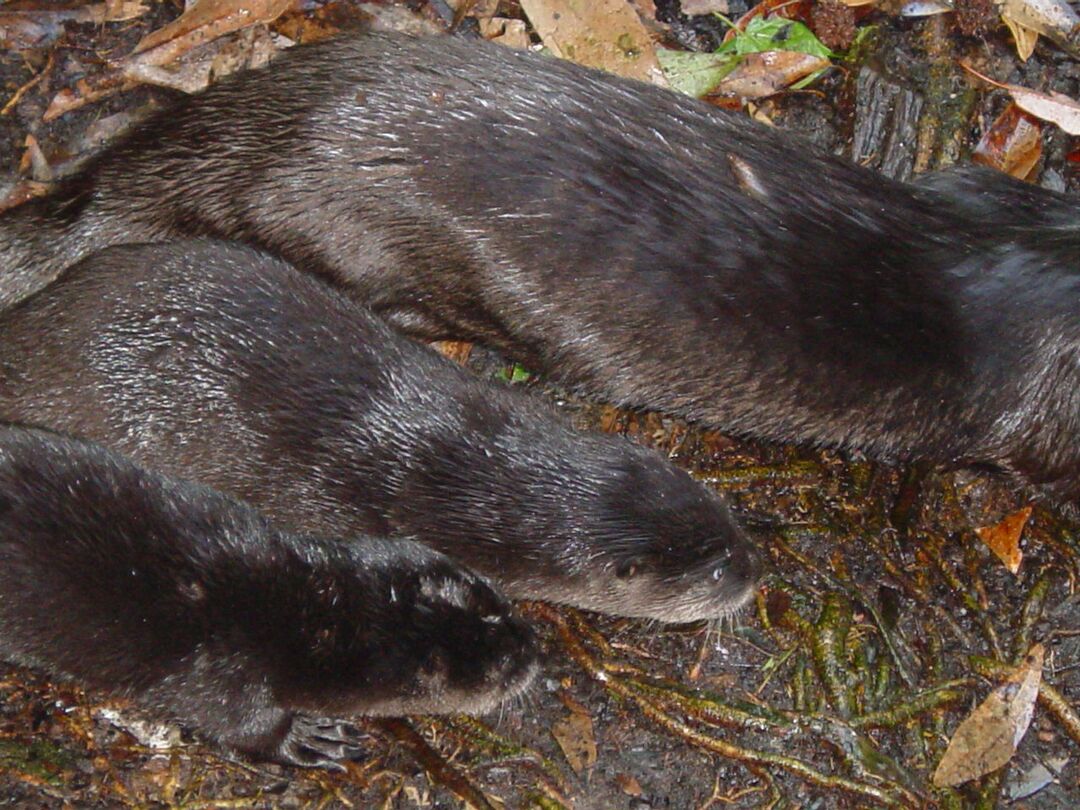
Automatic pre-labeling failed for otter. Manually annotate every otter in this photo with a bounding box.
[0,424,537,768]
[0,240,758,623]
[1,33,1077,501]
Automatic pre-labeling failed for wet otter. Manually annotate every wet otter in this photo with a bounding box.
[0,424,537,767]
[0,240,758,623]
[1,33,1077,501]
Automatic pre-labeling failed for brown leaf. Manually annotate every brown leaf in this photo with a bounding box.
[615,773,644,796]
[19,134,52,182]
[0,180,49,213]
[432,341,475,365]
[461,0,501,17]
[963,64,1080,135]
[932,644,1044,787]
[556,691,590,715]
[0,6,104,49]
[519,0,666,85]
[974,505,1031,575]
[997,0,1080,56]
[46,11,291,121]
[123,24,280,94]
[682,0,730,12]
[477,17,531,48]
[972,104,1042,180]
[135,0,294,55]
[104,0,149,22]
[1010,89,1080,135]
[714,51,828,99]
[1002,14,1040,60]
[551,707,597,775]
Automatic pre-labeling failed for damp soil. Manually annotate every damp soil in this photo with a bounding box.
[0,1,1078,808]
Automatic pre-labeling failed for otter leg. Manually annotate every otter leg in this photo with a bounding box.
[274,715,372,770]
[215,711,370,769]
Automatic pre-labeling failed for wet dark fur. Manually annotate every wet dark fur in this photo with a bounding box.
[0,424,536,767]
[0,240,757,622]
[2,33,1078,500]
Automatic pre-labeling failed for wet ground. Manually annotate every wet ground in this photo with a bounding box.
[0,1,1078,807]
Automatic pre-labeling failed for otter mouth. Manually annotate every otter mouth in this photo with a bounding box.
[439,655,541,717]
[601,539,763,623]
[641,574,759,625]
[521,563,761,624]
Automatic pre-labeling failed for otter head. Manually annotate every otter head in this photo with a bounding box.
[393,560,540,715]
[388,392,761,623]
[303,540,538,718]
[524,438,762,623]
[398,416,760,622]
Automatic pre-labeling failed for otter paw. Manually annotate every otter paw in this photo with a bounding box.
[278,715,372,770]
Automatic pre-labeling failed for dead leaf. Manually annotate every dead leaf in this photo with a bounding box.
[932,644,1044,787]
[135,0,294,55]
[1010,89,1080,135]
[551,705,597,775]
[209,24,279,77]
[963,64,1080,135]
[746,100,778,125]
[124,25,281,93]
[519,0,667,85]
[0,6,104,49]
[104,0,149,21]
[271,0,346,43]
[0,181,49,213]
[46,15,292,121]
[353,2,443,36]
[972,104,1042,180]
[451,0,500,16]
[556,691,591,715]
[730,0,816,33]
[682,0,732,11]
[44,75,137,122]
[1002,14,1040,60]
[73,102,166,156]
[714,51,829,99]
[432,341,474,365]
[19,134,52,183]
[974,505,1031,574]
[615,773,644,796]
[477,17,531,48]
[995,0,1080,56]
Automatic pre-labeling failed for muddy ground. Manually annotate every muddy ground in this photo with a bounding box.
[0,1,1077,807]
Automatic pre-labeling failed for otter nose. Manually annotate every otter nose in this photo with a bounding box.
[705,539,762,595]
[724,540,762,591]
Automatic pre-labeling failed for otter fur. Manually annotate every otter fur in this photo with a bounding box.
[0,240,758,623]
[0,424,537,767]
[1,33,1077,500]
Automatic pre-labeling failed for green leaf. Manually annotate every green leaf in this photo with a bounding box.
[496,363,532,384]
[659,16,835,97]
[790,66,831,91]
[656,47,741,97]
[715,16,835,59]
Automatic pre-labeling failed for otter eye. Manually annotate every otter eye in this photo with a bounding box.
[616,559,643,579]
[711,566,725,581]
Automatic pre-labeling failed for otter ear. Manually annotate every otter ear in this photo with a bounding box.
[615,558,645,579]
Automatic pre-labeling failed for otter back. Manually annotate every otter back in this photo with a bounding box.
[3,33,1077,500]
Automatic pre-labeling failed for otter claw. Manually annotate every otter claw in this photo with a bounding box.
[279,715,372,769]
